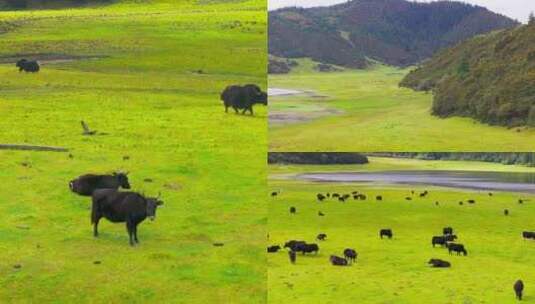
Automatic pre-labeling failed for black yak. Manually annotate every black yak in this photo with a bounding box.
[317,233,327,241]
[330,255,348,266]
[376,195,383,201]
[220,84,267,115]
[514,279,524,300]
[284,240,305,250]
[289,207,296,214]
[16,59,40,73]
[504,209,509,216]
[428,259,450,268]
[267,245,281,253]
[343,248,357,263]
[91,189,163,246]
[447,243,467,256]
[380,229,393,239]
[522,231,535,240]
[432,236,446,247]
[69,172,131,196]
[317,193,326,201]
[443,227,453,235]
[292,243,319,255]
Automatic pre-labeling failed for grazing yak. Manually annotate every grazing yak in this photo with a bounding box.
[514,279,524,300]
[289,207,296,214]
[69,172,131,196]
[220,84,267,115]
[16,59,40,73]
[330,255,348,266]
[504,209,509,216]
[316,233,327,241]
[318,211,325,216]
[343,248,357,263]
[467,199,476,204]
[447,243,467,256]
[284,240,305,251]
[380,229,393,239]
[291,243,319,255]
[267,245,281,253]
[91,189,163,246]
[522,231,535,240]
[271,191,278,197]
[428,259,450,268]
[288,250,296,264]
[317,193,326,201]
[376,195,383,201]
[432,236,447,247]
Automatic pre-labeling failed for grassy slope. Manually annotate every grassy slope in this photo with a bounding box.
[0,1,267,303]
[268,160,535,303]
[269,63,535,151]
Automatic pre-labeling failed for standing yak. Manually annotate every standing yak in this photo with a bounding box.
[220,84,267,115]
[16,59,40,73]
[69,172,131,196]
[91,189,163,246]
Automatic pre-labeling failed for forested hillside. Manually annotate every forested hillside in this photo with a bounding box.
[400,23,535,127]
[269,0,517,68]
[369,153,535,166]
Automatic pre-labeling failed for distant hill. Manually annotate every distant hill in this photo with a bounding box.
[369,153,535,166]
[0,0,113,10]
[400,23,535,127]
[269,0,518,68]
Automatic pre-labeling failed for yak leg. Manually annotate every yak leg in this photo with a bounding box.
[247,107,254,115]
[225,105,229,113]
[126,221,135,246]
[134,224,139,243]
[93,217,100,237]
[233,107,239,114]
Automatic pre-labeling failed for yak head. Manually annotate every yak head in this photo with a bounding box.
[113,172,131,189]
[146,192,164,221]
[245,84,268,105]
[16,59,27,68]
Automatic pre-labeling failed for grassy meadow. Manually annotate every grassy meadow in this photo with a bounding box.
[268,61,535,151]
[0,0,266,302]
[268,159,535,303]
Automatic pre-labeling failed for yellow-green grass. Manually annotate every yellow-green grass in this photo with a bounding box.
[0,1,266,303]
[270,157,535,177]
[268,163,535,303]
[268,62,535,151]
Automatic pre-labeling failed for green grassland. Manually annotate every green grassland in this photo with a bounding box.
[269,61,535,151]
[0,1,266,303]
[268,160,535,303]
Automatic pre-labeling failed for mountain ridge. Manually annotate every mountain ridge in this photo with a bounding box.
[269,0,519,68]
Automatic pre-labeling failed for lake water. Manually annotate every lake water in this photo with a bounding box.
[268,88,303,96]
[297,170,535,194]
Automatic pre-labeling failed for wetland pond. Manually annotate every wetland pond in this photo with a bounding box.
[297,170,535,194]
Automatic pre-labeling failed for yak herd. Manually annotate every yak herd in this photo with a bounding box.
[269,188,533,301]
[15,58,267,116]
[69,172,163,246]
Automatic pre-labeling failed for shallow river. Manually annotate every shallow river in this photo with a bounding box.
[297,170,535,194]
[268,88,303,96]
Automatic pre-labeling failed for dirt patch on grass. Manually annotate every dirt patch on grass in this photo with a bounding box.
[0,53,108,64]
[269,107,342,126]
